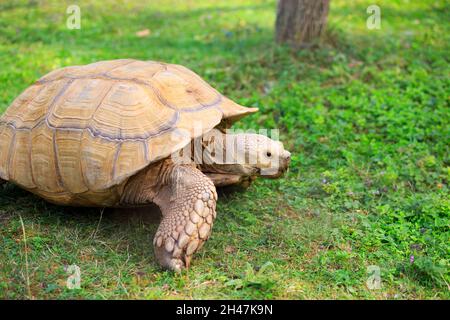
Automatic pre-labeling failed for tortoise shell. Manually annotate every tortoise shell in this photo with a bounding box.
[0,59,257,206]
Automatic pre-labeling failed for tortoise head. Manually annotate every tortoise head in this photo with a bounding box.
[232,133,291,178]
[200,131,291,179]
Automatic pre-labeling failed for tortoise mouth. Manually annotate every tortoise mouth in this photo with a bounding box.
[264,168,288,179]
[258,159,290,179]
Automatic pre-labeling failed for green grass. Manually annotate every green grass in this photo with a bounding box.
[0,0,449,299]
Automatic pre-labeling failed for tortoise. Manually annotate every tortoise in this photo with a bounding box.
[0,59,291,271]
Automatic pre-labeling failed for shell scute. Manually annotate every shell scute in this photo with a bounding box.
[79,131,118,191]
[9,130,35,189]
[0,125,14,180]
[113,140,147,184]
[30,124,64,193]
[2,80,67,129]
[48,78,112,129]
[149,68,220,111]
[55,130,88,194]
[106,60,164,81]
[90,81,176,139]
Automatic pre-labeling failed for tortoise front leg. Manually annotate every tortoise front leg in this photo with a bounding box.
[153,165,217,272]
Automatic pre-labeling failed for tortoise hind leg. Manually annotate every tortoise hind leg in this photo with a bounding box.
[153,165,217,272]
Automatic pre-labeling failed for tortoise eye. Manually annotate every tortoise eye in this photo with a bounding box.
[266,151,272,157]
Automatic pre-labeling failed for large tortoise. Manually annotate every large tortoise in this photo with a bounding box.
[0,59,291,271]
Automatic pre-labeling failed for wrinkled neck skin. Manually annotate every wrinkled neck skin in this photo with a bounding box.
[197,132,260,177]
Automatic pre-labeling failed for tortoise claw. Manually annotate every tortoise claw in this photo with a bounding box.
[154,244,185,272]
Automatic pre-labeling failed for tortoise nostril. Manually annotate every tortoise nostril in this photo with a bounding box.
[285,153,291,162]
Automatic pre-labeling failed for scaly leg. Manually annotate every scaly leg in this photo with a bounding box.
[152,165,217,272]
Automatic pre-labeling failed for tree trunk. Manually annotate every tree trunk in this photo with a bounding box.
[275,0,330,47]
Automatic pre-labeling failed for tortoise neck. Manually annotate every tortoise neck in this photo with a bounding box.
[197,132,256,176]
